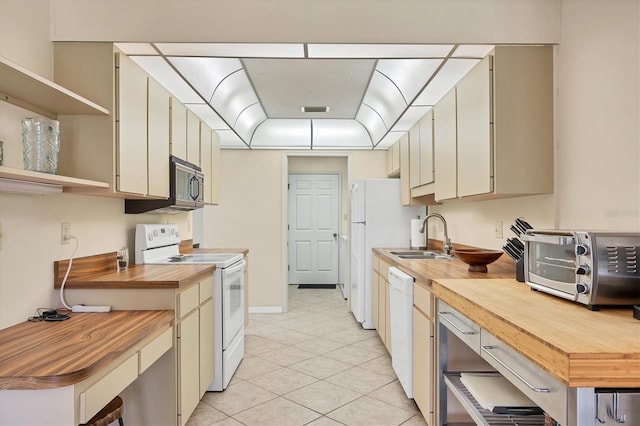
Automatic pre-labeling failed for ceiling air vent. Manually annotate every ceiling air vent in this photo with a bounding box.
[301,106,330,113]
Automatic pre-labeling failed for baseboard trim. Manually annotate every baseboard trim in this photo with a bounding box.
[249,307,284,314]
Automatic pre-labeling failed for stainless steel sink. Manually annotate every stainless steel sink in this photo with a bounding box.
[390,250,453,260]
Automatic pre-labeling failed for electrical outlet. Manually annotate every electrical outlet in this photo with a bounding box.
[494,221,503,239]
[61,222,71,244]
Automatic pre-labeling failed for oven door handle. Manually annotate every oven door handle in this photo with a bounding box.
[223,259,246,276]
[522,233,575,245]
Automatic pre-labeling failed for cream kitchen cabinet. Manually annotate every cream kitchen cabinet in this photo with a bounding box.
[386,141,400,177]
[177,309,199,426]
[434,46,553,202]
[413,281,436,426]
[171,98,188,160]
[147,78,171,198]
[53,42,169,199]
[199,124,221,205]
[372,253,392,353]
[409,111,436,190]
[186,109,201,166]
[399,133,412,206]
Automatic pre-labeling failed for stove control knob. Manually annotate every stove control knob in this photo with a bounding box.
[148,234,153,241]
[576,265,591,276]
[170,228,175,236]
[575,244,589,256]
[576,283,589,294]
[153,229,159,237]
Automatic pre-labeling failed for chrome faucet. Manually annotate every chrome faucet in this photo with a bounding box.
[419,213,451,256]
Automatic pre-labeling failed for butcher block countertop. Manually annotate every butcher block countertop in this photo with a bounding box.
[0,310,174,390]
[373,248,640,388]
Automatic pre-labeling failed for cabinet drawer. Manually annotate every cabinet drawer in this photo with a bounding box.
[480,331,568,424]
[199,276,214,303]
[177,284,199,319]
[413,281,433,319]
[373,255,380,273]
[379,259,391,278]
[139,327,173,374]
[79,353,138,423]
[437,300,481,353]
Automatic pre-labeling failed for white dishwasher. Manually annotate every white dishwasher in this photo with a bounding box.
[389,266,414,398]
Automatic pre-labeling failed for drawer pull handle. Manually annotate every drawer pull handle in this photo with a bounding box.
[481,345,551,393]
[438,312,476,335]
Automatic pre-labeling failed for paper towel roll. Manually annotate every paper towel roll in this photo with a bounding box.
[410,218,426,249]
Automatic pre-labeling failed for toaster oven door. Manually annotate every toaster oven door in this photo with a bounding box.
[524,233,578,300]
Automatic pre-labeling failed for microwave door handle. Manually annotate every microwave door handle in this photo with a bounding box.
[522,233,575,245]
[189,175,200,201]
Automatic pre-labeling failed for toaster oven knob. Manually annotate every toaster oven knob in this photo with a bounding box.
[576,283,589,294]
[575,244,589,256]
[576,265,591,275]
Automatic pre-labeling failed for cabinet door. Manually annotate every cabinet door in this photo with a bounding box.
[200,125,213,204]
[409,123,421,188]
[186,110,200,166]
[170,98,187,160]
[177,311,199,426]
[434,88,458,201]
[413,306,435,425]
[456,56,492,197]
[419,111,435,186]
[116,53,148,195]
[391,142,400,175]
[372,270,379,330]
[210,131,221,205]
[199,298,215,396]
[399,134,411,206]
[384,279,392,353]
[377,276,386,343]
[147,78,170,198]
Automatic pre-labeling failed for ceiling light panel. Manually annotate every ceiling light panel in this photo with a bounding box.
[168,57,242,101]
[185,104,230,130]
[115,43,157,55]
[234,103,267,142]
[312,120,372,148]
[413,58,480,105]
[210,70,260,126]
[376,131,405,149]
[130,56,202,103]
[355,105,387,144]
[217,130,249,149]
[392,106,433,132]
[376,59,443,103]
[155,43,304,58]
[362,71,407,128]
[251,119,311,148]
[452,45,494,58]
[308,44,455,58]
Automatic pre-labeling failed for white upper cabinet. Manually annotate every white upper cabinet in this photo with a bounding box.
[147,78,171,198]
[200,123,213,204]
[186,109,200,166]
[418,111,435,186]
[171,99,188,161]
[433,88,458,201]
[116,52,148,195]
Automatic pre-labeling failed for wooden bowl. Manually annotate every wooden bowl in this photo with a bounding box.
[452,248,503,273]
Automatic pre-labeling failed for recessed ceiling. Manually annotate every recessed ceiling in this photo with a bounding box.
[118,43,495,150]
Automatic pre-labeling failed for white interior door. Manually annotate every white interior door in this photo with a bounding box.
[288,174,340,284]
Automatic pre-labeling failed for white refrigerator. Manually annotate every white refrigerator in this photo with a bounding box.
[350,179,424,329]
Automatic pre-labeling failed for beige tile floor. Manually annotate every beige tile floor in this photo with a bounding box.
[186,285,427,426]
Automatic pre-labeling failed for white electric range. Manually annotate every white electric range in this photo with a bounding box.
[135,223,245,391]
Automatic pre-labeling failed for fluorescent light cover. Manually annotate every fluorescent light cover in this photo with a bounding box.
[210,71,261,125]
[0,178,62,194]
[376,59,443,103]
[308,44,454,58]
[452,45,494,58]
[115,43,157,55]
[185,104,230,130]
[234,103,267,142]
[355,105,387,143]
[413,58,480,105]
[376,131,405,149]
[312,120,372,148]
[130,56,202,103]
[155,43,305,58]
[362,71,407,128]
[217,130,249,149]
[169,57,242,101]
[251,119,311,148]
[392,106,433,132]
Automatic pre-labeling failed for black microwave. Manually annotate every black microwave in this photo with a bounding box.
[125,155,204,214]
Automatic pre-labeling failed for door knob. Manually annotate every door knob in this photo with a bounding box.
[333,233,338,238]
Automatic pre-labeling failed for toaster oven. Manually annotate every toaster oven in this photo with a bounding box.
[522,230,640,310]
